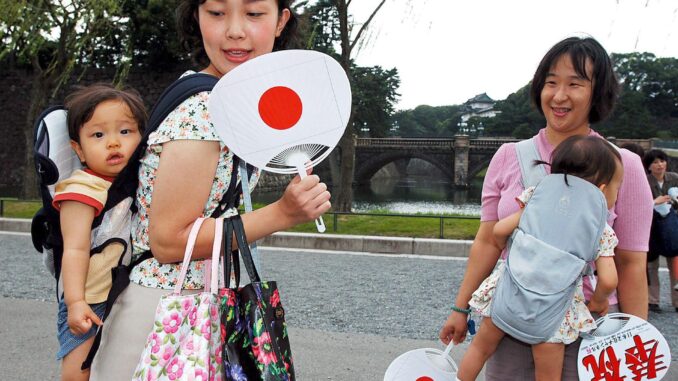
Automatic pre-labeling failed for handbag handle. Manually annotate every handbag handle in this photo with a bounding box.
[230,215,261,283]
[173,218,206,295]
[223,217,241,289]
[203,217,224,294]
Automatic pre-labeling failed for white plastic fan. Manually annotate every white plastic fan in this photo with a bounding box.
[384,341,458,381]
[208,50,352,232]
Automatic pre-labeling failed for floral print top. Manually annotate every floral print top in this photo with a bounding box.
[130,71,259,290]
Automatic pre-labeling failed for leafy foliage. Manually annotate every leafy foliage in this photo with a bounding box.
[405,53,678,139]
[351,65,400,137]
[298,1,400,138]
[391,105,461,137]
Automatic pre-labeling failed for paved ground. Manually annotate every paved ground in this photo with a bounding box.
[1,231,676,380]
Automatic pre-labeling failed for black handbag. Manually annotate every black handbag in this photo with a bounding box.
[649,209,678,258]
[219,215,295,381]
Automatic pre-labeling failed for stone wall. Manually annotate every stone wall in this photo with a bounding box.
[0,65,187,196]
[0,65,335,197]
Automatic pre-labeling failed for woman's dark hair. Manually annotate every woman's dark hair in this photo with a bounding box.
[530,36,620,124]
[643,149,669,172]
[177,0,299,67]
[65,83,147,142]
[536,136,621,187]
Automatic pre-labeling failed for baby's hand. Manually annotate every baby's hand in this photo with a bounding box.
[67,300,103,335]
[587,297,610,317]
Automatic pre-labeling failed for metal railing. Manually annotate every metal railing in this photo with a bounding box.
[0,198,480,239]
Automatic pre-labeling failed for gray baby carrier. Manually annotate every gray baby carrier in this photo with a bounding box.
[490,138,608,344]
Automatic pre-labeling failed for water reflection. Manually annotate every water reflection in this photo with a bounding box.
[354,176,482,215]
[253,160,484,215]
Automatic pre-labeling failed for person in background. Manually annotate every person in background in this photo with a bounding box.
[620,142,645,158]
[643,148,678,312]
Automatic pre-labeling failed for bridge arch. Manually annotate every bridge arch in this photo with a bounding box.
[354,151,455,184]
[353,137,654,188]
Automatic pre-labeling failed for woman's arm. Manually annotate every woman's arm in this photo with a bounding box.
[439,221,502,344]
[149,139,330,263]
[613,152,653,319]
[615,249,648,319]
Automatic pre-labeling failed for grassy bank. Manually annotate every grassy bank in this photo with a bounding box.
[0,199,480,239]
[0,199,41,219]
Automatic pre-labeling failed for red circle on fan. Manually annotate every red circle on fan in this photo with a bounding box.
[416,377,434,381]
[258,86,303,130]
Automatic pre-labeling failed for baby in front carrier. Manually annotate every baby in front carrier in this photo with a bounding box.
[53,84,146,381]
[457,136,622,381]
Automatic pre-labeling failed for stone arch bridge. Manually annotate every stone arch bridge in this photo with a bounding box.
[354,137,653,187]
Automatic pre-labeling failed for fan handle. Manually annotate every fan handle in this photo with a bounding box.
[289,153,326,233]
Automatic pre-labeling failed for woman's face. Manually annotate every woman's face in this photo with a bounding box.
[540,54,594,136]
[198,0,290,78]
[649,158,667,179]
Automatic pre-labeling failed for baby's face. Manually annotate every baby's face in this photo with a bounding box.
[71,100,141,177]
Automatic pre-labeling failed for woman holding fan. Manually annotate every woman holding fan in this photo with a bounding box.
[90,1,330,379]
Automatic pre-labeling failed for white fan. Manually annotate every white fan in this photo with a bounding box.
[384,341,458,381]
[208,50,352,232]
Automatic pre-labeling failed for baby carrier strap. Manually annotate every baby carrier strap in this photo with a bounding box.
[31,106,81,278]
[491,173,609,344]
[515,137,547,189]
[106,73,220,210]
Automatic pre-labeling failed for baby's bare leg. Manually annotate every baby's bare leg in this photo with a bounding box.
[532,342,565,381]
[458,317,505,381]
[61,336,94,381]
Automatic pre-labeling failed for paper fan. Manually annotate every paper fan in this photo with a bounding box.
[209,50,352,232]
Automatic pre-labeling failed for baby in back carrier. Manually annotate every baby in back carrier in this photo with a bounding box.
[52,84,146,381]
[456,136,622,381]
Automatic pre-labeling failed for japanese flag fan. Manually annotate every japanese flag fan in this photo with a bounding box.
[209,50,351,232]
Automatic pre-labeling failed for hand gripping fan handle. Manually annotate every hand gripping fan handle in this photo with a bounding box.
[295,162,326,233]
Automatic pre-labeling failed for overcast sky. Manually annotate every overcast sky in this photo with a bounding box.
[349,0,678,110]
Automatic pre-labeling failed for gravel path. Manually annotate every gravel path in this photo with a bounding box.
[2,232,676,377]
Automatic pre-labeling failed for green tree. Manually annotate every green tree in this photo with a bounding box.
[299,0,392,211]
[390,105,461,137]
[598,52,678,138]
[1,0,128,198]
[481,84,544,137]
[351,65,400,137]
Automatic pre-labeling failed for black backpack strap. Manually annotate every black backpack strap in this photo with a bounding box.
[106,73,219,212]
[81,251,152,370]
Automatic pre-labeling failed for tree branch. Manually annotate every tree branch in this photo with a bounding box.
[348,0,385,56]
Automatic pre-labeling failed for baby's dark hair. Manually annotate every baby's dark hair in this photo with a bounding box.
[535,136,621,187]
[65,83,147,142]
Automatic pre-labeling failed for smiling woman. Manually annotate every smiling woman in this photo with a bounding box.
[88,1,329,380]
[439,36,654,381]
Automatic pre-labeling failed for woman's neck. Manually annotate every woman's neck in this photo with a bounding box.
[544,124,591,146]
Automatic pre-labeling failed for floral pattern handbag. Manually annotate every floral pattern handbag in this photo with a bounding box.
[220,215,295,381]
[132,217,225,381]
